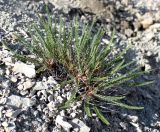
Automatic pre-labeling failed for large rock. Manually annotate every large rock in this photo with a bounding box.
[12,62,36,78]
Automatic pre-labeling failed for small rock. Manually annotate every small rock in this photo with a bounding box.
[56,115,72,132]
[47,76,58,85]
[60,110,65,116]
[17,84,24,90]
[151,121,160,128]
[133,21,141,31]
[23,80,35,90]
[0,98,7,104]
[146,51,152,57]
[125,28,133,37]
[47,101,57,111]
[130,122,142,132]
[48,95,54,102]
[127,115,138,123]
[20,90,29,96]
[70,112,76,118]
[70,118,90,132]
[3,57,13,66]
[6,95,36,108]
[33,81,48,90]
[12,61,36,78]
[143,32,154,43]
[2,122,8,127]
[121,0,128,6]
[10,76,17,83]
[155,121,160,128]
[5,122,16,132]
[140,13,154,29]
[1,80,10,88]
[5,69,10,76]
[120,122,128,130]
[121,20,129,29]
[57,96,63,103]
[0,106,4,118]
[5,109,22,118]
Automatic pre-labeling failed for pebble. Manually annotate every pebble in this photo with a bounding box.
[140,13,154,29]
[10,76,17,83]
[5,109,22,118]
[55,115,72,131]
[0,106,4,118]
[120,122,128,130]
[23,79,35,90]
[57,96,63,103]
[130,122,142,132]
[127,115,138,123]
[17,84,24,90]
[47,76,58,85]
[47,101,57,111]
[33,81,48,91]
[6,95,36,108]
[70,112,76,118]
[125,28,133,37]
[3,57,13,66]
[2,122,8,127]
[70,118,90,132]
[0,98,7,104]
[48,95,54,102]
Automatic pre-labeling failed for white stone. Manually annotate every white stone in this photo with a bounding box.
[140,13,153,29]
[47,76,58,85]
[0,106,4,118]
[47,101,57,111]
[17,84,24,90]
[48,95,54,102]
[12,62,36,78]
[10,76,17,83]
[6,95,35,108]
[0,97,7,104]
[57,96,63,103]
[33,81,48,91]
[70,118,90,132]
[23,80,35,90]
[5,109,22,118]
[3,57,13,66]
[56,115,72,131]
[70,112,76,118]
[2,122,8,127]
[128,115,138,123]
[130,122,142,132]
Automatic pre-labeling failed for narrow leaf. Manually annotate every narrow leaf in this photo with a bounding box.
[94,94,125,102]
[84,98,92,117]
[111,101,144,110]
[94,106,110,125]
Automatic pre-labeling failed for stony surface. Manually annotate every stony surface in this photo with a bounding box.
[0,0,160,132]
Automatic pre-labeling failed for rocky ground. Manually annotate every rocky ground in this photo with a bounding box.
[0,0,160,132]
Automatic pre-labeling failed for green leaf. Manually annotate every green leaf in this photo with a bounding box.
[128,80,154,87]
[94,106,110,125]
[93,94,125,102]
[84,98,92,117]
[111,101,144,110]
